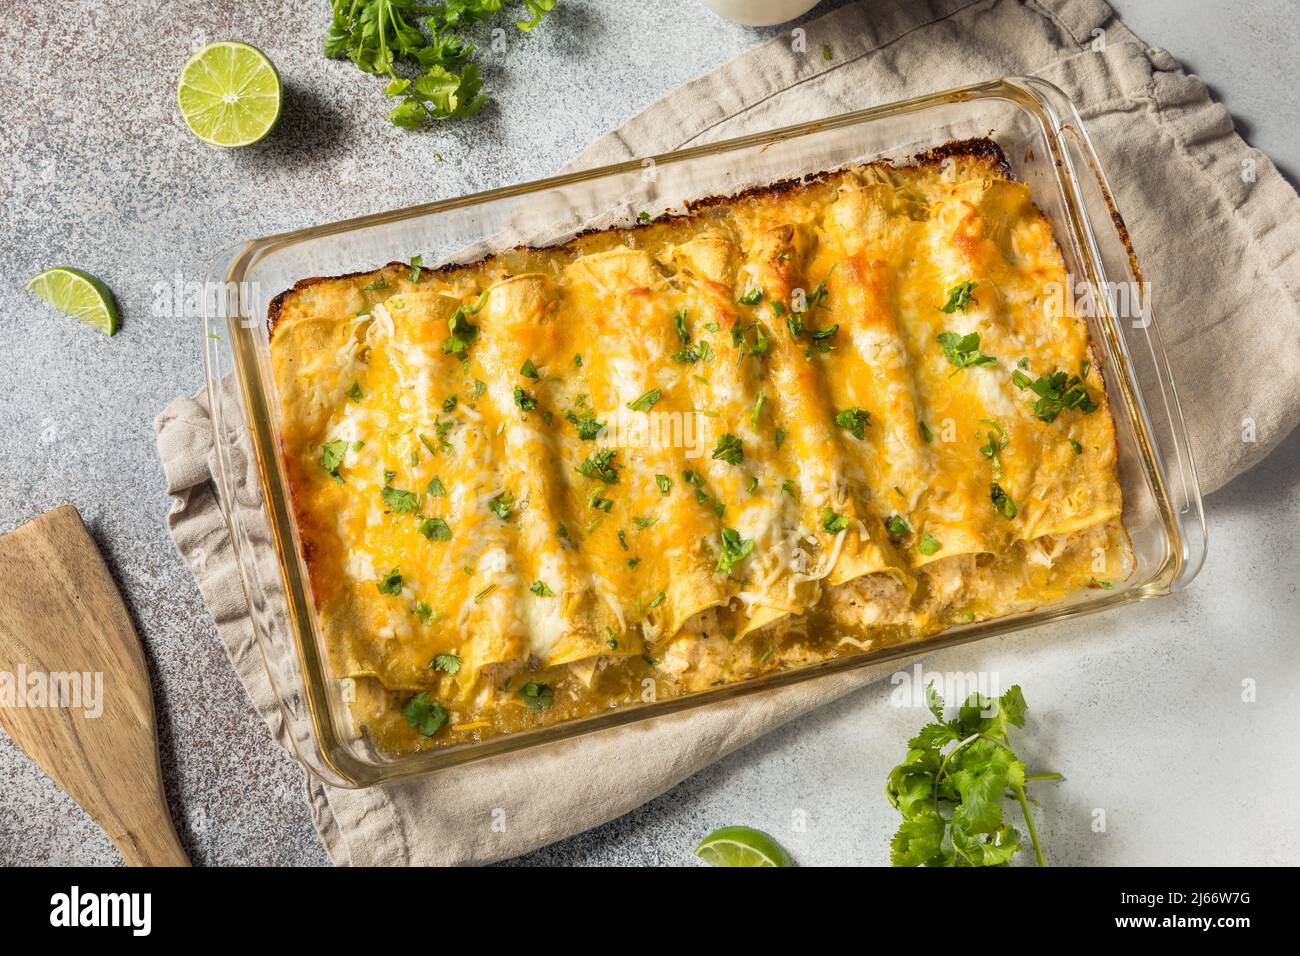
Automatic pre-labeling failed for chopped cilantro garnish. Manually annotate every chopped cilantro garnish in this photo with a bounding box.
[1069,438,1084,455]
[577,448,620,483]
[751,391,766,428]
[432,653,461,674]
[377,567,403,595]
[835,407,870,440]
[810,323,839,352]
[1088,577,1114,590]
[990,482,1018,519]
[442,308,478,355]
[746,475,759,494]
[530,579,555,597]
[590,493,613,513]
[918,532,942,556]
[362,278,389,292]
[471,378,487,399]
[633,515,657,529]
[626,388,662,412]
[737,287,764,305]
[1012,368,1099,423]
[346,381,363,402]
[636,211,652,225]
[418,517,452,541]
[565,409,605,440]
[408,255,424,283]
[715,527,754,575]
[513,386,537,413]
[413,602,436,625]
[673,309,691,345]
[885,514,911,537]
[674,339,714,364]
[774,427,786,449]
[655,474,672,494]
[427,476,446,496]
[401,691,446,737]
[780,479,796,497]
[711,433,744,465]
[821,507,849,534]
[938,280,977,314]
[381,485,418,514]
[488,492,515,520]
[520,358,540,379]
[646,591,666,608]
[442,394,458,413]
[731,320,769,358]
[919,421,933,443]
[319,439,348,482]
[804,267,834,311]
[977,421,1009,477]
[937,330,996,371]
[519,681,553,712]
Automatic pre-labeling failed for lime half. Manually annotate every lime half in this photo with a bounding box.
[693,826,796,867]
[177,41,282,147]
[27,267,119,336]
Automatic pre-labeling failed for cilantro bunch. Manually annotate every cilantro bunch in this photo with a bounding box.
[886,684,1061,866]
[323,0,558,129]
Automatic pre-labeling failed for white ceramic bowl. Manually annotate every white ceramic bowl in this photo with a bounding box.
[699,0,822,28]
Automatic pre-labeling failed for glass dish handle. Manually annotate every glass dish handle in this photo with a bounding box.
[203,257,356,788]
[1026,79,1207,590]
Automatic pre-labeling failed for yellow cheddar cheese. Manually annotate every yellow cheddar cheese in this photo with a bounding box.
[269,141,1131,754]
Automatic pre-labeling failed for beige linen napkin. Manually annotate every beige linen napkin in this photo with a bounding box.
[157,0,1300,865]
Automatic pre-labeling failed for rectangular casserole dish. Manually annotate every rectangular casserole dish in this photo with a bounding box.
[204,77,1206,788]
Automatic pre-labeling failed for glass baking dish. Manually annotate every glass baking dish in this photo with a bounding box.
[203,77,1206,788]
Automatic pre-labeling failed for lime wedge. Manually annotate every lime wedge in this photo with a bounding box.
[177,41,282,147]
[27,267,119,336]
[693,826,796,867]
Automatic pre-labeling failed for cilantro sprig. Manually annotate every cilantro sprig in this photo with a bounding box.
[323,0,559,130]
[886,684,1060,867]
[401,691,448,737]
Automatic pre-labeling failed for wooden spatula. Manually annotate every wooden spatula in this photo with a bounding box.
[0,505,188,866]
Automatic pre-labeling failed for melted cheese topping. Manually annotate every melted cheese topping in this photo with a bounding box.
[270,146,1130,754]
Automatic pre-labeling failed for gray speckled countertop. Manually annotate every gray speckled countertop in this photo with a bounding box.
[1,0,1297,867]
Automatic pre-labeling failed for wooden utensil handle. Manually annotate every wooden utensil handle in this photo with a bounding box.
[0,506,191,867]
[112,808,191,867]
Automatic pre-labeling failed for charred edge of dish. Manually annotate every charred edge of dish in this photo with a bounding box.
[911,136,1012,177]
[268,262,431,337]
[267,137,1013,331]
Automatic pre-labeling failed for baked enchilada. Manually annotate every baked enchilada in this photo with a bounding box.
[269,140,1131,753]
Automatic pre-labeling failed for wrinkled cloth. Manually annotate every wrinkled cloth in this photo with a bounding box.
[156,0,1300,864]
